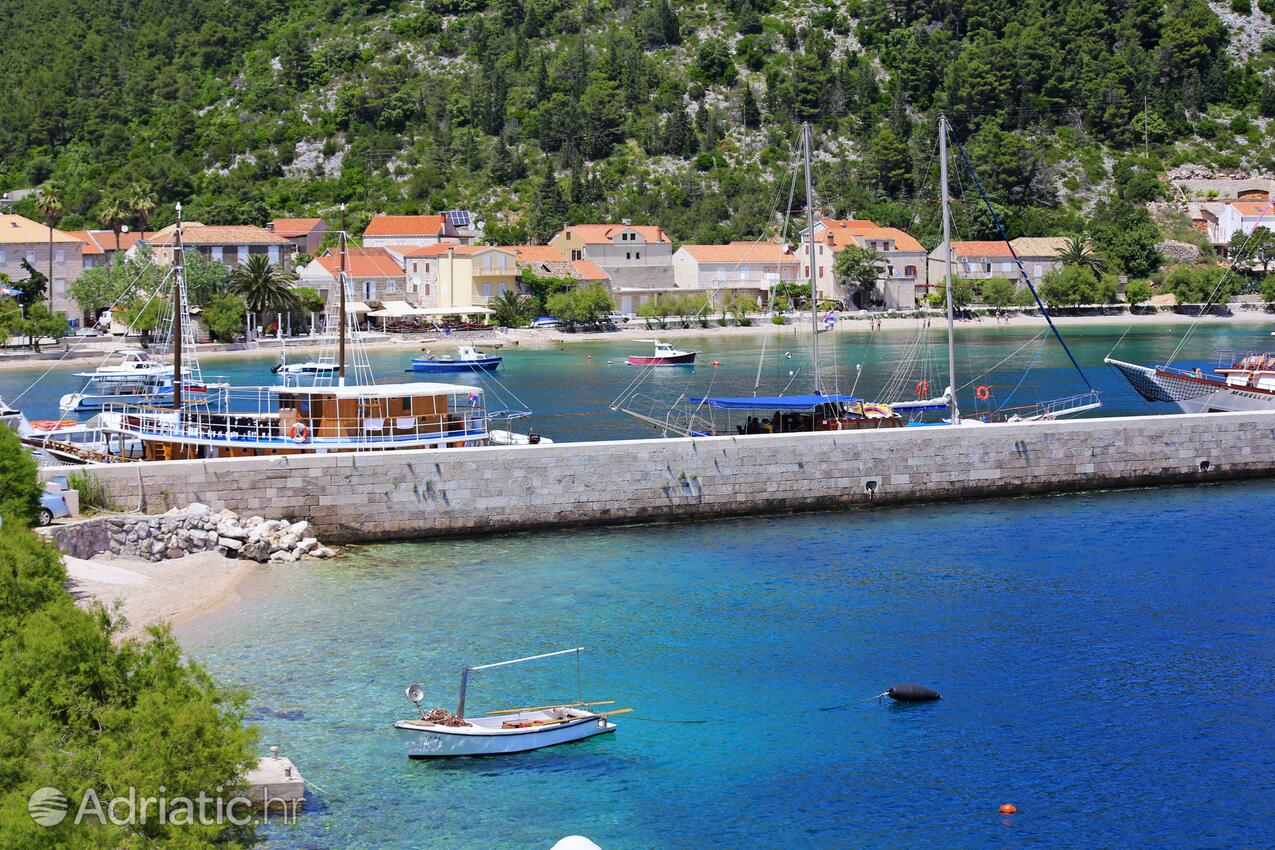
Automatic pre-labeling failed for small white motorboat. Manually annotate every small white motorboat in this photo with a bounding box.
[394,648,628,759]
[488,429,554,445]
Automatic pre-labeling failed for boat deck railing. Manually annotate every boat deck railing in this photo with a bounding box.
[1216,350,1275,371]
[106,403,489,449]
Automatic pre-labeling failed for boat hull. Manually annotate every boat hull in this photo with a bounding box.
[1105,357,1275,414]
[410,357,502,372]
[626,353,696,366]
[394,715,615,758]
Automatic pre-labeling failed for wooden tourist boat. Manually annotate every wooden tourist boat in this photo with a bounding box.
[394,648,629,759]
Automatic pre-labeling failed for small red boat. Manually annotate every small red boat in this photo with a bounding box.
[626,341,697,366]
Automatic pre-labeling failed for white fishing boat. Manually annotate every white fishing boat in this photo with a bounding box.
[393,648,628,759]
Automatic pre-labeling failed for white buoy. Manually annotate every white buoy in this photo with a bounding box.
[551,837,602,850]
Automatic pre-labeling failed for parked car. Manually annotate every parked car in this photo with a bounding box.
[39,489,71,526]
[530,317,560,329]
[606,312,631,326]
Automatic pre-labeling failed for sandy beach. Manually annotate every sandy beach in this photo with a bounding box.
[3,308,1275,373]
[64,551,259,640]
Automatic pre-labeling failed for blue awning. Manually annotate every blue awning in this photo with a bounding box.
[691,394,863,410]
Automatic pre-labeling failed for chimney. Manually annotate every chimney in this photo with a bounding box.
[621,218,631,226]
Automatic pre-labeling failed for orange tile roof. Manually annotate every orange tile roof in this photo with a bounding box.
[505,245,568,263]
[853,227,926,253]
[571,259,608,281]
[949,240,1016,258]
[559,224,669,244]
[148,223,288,246]
[68,230,103,255]
[270,217,323,237]
[317,246,405,278]
[817,218,879,250]
[0,214,84,245]
[1230,201,1274,217]
[680,243,795,263]
[364,214,446,237]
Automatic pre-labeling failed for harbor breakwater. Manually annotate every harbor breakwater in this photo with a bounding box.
[41,410,1275,542]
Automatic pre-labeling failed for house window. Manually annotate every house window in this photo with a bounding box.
[635,252,641,260]
[387,280,397,293]
[983,262,992,274]
[571,250,582,261]
[424,284,431,296]
[210,246,223,262]
[905,265,917,277]
[363,281,373,300]
[626,252,631,260]
[483,284,492,296]
[819,266,824,277]
[0,251,7,264]
[55,249,65,263]
[268,246,280,264]
[54,278,66,293]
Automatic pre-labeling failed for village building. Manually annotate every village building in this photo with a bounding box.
[0,214,85,319]
[145,223,293,270]
[671,242,800,308]
[801,218,928,308]
[296,247,408,321]
[548,223,673,291]
[361,214,466,248]
[268,218,328,256]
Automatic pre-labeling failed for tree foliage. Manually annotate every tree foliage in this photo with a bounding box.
[0,426,258,850]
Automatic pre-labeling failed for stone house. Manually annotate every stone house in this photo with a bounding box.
[548,223,673,291]
[0,214,85,319]
[268,218,328,256]
[146,223,293,270]
[800,218,928,308]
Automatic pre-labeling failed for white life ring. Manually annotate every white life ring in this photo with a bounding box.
[290,421,309,443]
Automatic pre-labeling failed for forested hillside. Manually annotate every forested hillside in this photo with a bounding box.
[2,0,1271,262]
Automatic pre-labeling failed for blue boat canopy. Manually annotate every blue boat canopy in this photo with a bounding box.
[691,394,863,410]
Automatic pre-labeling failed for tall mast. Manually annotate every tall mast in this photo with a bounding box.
[338,203,347,387]
[803,122,821,395]
[939,115,959,423]
[172,202,184,412]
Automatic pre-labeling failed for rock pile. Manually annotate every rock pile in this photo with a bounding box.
[1157,240,1202,263]
[89,504,337,563]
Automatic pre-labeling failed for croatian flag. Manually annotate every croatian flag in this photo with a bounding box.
[822,310,835,328]
[467,392,479,404]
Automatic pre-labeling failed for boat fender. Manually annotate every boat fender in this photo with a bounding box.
[886,684,941,703]
[290,422,310,443]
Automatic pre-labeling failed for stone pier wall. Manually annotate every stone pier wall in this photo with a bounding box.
[41,410,1275,542]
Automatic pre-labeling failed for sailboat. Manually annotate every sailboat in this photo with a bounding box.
[91,204,494,460]
[613,123,905,436]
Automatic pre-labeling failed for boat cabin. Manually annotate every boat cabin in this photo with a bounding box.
[690,394,902,435]
[106,382,489,460]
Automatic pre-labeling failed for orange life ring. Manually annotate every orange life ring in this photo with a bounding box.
[290,421,309,443]
[976,385,991,401]
[915,380,930,398]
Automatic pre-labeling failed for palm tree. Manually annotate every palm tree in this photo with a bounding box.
[1058,234,1106,277]
[127,185,156,235]
[230,254,300,333]
[489,289,532,327]
[99,197,129,258]
[33,189,64,309]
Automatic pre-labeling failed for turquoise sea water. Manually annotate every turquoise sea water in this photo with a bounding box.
[3,321,1275,440]
[177,481,1275,849]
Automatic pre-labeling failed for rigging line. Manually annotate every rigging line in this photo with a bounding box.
[994,337,1045,411]
[752,332,767,395]
[1166,196,1275,365]
[948,126,1095,392]
[955,329,1048,391]
[1105,324,1135,360]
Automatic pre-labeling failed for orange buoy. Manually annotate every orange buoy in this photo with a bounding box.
[976,385,991,401]
[712,360,720,367]
[999,804,1017,815]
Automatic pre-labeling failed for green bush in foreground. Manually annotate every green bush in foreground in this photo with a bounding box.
[0,427,258,849]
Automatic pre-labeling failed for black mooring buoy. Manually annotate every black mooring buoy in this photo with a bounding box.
[886,684,941,703]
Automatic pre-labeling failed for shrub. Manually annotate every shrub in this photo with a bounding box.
[771,314,788,325]
[1231,0,1251,15]
[0,425,41,527]
[1125,280,1154,307]
[66,471,118,513]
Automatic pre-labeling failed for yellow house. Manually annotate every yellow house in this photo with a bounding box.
[431,245,519,311]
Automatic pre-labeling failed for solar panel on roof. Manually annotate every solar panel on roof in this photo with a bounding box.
[443,210,472,227]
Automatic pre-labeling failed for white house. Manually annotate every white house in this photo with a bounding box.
[548,223,674,290]
[799,218,928,308]
[1216,201,1274,250]
[671,242,799,307]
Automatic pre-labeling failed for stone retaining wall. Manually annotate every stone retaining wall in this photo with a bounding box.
[40,410,1275,542]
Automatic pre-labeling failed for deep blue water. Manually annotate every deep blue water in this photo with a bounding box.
[177,481,1275,849]
[4,321,1275,441]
